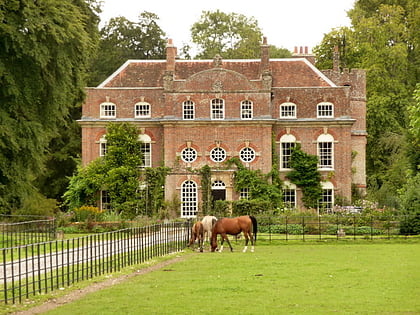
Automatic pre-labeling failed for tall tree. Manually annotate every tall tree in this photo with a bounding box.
[0,0,99,213]
[191,10,264,59]
[87,12,167,86]
[313,0,419,208]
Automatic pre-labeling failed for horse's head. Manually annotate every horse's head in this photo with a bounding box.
[210,236,218,252]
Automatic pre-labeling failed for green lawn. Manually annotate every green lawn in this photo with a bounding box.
[39,242,419,315]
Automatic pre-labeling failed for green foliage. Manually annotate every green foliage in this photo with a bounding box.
[232,199,273,216]
[400,211,420,235]
[87,12,166,86]
[0,0,99,212]
[398,172,420,212]
[191,10,264,59]
[228,157,282,207]
[63,122,170,219]
[286,145,322,209]
[73,206,103,222]
[199,165,212,215]
[314,0,420,208]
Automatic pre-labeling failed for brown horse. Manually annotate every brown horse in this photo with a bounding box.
[188,221,204,252]
[211,215,257,253]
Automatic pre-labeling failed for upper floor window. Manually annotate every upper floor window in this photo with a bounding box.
[100,102,116,118]
[181,147,197,163]
[280,134,296,170]
[210,147,226,162]
[211,98,224,120]
[138,134,152,167]
[280,102,297,119]
[239,147,256,163]
[317,134,334,169]
[135,102,151,118]
[183,100,195,120]
[99,135,107,157]
[241,100,253,120]
[317,102,334,118]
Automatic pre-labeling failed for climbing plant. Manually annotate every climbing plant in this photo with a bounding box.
[286,145,322,209]
[199,165,212,215]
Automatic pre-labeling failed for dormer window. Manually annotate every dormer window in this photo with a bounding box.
[317,102,334,118]
[100,102,116,118]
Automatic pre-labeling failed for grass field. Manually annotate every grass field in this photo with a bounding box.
[30,241,420,315]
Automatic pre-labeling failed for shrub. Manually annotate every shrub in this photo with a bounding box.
[400,211,420,235]
[73,206,103,222]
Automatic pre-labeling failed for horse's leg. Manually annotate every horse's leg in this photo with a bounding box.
[224,235,234,252]
[250,231,255,252]
[242,232,249,253]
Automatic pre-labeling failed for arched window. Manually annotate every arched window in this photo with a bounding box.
[280,134,296,170]
[211,98,224,120]
[319,181,334,213]
[135,102,151,118]
[100,102,116,118]
[183,100,195,120]
[240,100,253,119]
[317,102,334,118]
[317,134,334,169]
[99,135,107,157]
[138,134,152,167]
[181,180,197,218]
[280,102,297,119]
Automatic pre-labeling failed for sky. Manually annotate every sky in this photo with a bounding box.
[99,0,356,52]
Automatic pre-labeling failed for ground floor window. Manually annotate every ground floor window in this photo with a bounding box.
[283,189,296,209]
[100,190,111,211]
[319,182,334,213]
[181,180,197,218]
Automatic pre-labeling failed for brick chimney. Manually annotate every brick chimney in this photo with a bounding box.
[292,46,315,65]
[333,45,340,72]
[166,39,177,72]
[260,36,270,72]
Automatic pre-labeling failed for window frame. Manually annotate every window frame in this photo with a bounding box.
[240,100,253,120]
[317,134,334,170]
[210,147,227,163]
[100,102,116,118]
[182,100,195,120]
[134,102,151,118]
[280,102,297,119]
[317,102,334,118]
[279,134,296,170]
[239,147,256,163]
[211,98,224,120]
[181,147,197,163]
[181,180,198,218]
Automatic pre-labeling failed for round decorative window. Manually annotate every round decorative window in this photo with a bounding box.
[239,147,255,163]
[210,147,226,162]
[181,147,197,163]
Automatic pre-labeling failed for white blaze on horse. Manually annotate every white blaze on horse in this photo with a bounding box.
[188,221,204,252]
[211,215,257,253]
[201,215,217,243]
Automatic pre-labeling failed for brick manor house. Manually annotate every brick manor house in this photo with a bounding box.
[80,38,367,217]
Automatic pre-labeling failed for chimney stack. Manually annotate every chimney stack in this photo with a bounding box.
[166,39,177,72]
[292,46,315,65]
[260,36,270,72]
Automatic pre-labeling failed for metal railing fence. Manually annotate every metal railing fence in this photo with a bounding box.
[1,215,56,249]
[0,221,190,304]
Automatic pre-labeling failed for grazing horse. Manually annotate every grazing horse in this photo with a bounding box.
[201,215,217,243]
[188,221,204,252]
[211,215,257,253]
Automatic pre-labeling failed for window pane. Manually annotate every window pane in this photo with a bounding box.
[318,142,333,168]
[211,99,224,120]
[135,103,150,117]
[239,147,255,162]
[241,100,253,119]
[210,147,226,162]
[183,100,195,120]
[181,180,197,218]
[281,142,295,169]
[181,147,197,163]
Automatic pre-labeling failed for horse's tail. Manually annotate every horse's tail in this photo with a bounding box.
[249,215,257,241]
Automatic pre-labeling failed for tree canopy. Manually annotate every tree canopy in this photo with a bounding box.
[87,12,167,86]
[0,0,99,212]
[313,0,419,208]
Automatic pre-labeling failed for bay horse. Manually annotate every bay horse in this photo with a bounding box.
[201,215,217,244]
[211,215,257,253]
[188,221,204,252]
